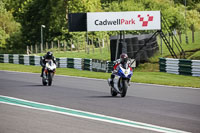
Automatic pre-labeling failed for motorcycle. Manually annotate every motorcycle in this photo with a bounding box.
[42,59,56,86]
[108,61,133,97]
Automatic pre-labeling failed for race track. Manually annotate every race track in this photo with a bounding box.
[0,70,200,133]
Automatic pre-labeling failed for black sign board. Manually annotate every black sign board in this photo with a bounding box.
[68,13,87,32]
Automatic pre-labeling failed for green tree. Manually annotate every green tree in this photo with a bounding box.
[16,0,68,46]
[0,1,21,49]
[16,0,102,48]
[186,9,200,43]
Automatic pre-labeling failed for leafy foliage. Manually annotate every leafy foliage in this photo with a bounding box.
[0,1,21,48]
[0,0,200,53]
[187,10,200,31]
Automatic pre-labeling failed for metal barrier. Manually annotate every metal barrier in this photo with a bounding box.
[0,54,116,73]
[159,58,200,77]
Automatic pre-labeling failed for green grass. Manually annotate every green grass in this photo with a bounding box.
[1,31,200,88]
[132,72,200,88]
[188,51,200,60]
[36,47,111,61]
[1,63,200,88]
[32,31,200,64]
[156,31,200,59]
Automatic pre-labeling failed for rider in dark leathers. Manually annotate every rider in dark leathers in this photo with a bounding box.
[40,51,56,77]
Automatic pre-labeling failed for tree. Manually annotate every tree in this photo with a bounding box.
[0,1,21,48]
[16,0,102,47]
[186,10,200,43]
[16,0,68,46]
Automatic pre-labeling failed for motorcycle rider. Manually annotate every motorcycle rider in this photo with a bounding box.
[109,53,132,87]
[40,51,56,77]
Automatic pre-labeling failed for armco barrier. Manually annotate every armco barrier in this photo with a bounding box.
[19,55,24,64]
[0,54,116,73]
[74,58,82,70]
[4,54,9,63]
[57,58,67,68]
[159,58,200,77]
[106,61,114,73]
[67,58,74,68]
[13,54,19,64]
[24,55,30,65]
[9,54,14,63]
[192,60,200,77]
[0,54,4,63]
[92,59,107,72]
[83,59,92,71]
[18,55,30,65]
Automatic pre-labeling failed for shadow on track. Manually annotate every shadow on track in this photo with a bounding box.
[88,96,124,98]
[22,84,46,87]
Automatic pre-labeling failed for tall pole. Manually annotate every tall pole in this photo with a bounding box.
[41,25,45,52]
[41,26,43,51]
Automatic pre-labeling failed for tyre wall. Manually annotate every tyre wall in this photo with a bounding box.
[159,58,200,77]
[110,34,159,66]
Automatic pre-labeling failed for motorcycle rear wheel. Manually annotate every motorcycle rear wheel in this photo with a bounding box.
[48,72,53,86]
[42,78,47,86]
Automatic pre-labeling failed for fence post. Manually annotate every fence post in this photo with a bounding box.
[27,46,29,55]
[106,36,109,52]
[77,40,80,52]
[31,45,33,53]
[35,44,38,54]
[57,40,60,50]
[51,41,53,49]
[71,39,73,52]
[98,38,102,54]
[85,41,87,53]
[40,43,43,53]
[87,42,90,54]
[102,39,104,48]
[46,42,48,50]
[92,37,94,53]
[64,41,66,51]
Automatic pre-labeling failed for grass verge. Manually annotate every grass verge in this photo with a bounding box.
[0,63,200,88]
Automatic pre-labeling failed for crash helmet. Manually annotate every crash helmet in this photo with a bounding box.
[120,53,128,64]
[46,51,53,59]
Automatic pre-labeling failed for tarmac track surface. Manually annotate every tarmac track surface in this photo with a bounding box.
[0,70,200,133]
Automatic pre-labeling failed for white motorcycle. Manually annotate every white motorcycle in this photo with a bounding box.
[42,59,56,86]
[108,62,133,97]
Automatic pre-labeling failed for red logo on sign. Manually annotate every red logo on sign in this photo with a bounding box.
[138,14,153,27]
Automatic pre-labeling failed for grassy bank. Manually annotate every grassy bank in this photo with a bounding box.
[1,32,199,88]
[34,31,200,61]
[36,47,111,61]
[1,63,199,88]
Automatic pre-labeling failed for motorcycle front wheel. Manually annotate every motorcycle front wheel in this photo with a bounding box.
[120,80,128,97]
[110,87,118,97]
[48,72,53,86]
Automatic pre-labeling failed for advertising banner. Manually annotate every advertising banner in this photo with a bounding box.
[87,11,161,31]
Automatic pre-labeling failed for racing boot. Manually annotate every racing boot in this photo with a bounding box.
[107,79,111,86]
[110,79,114,87]
[107,78,114,87]
[110,74,115,87]
[41,67,44,77]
